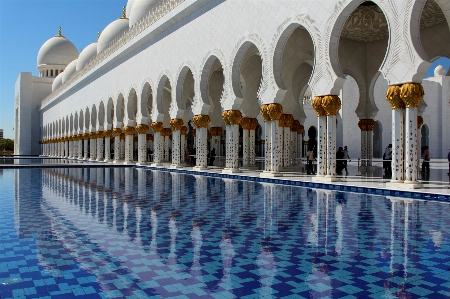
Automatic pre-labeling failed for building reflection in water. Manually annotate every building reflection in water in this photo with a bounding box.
[11,168,450,298]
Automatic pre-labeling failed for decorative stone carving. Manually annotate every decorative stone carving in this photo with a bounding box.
[170,119,184,131]
[386,85,405,110]
[192,115,210,128]
[136,124,149,134]
[400,83,424,108]
[151,122,164,132]
[321,96,341,116]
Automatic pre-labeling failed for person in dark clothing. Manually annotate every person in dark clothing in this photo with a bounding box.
[209,148,216,166]
[421,146,430,173]
[336,147,344,175]
[447,149,450,176]
[191,147,196,165]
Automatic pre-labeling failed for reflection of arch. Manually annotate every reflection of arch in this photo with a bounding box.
[421,124,429,156]
[373,121,383,158]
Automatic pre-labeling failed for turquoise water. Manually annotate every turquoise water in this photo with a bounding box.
[0,167,449,298]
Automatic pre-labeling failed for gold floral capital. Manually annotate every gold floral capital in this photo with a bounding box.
[180,126,188,135]
[151,122,164,132]
[260,105,271,122]
[123,126,135,136]
[321,95,341,116]
[136,124,149,134]
[279,114,294,128]
[210,127,223,136]
[400,83,424,108]
[386,85,405,110]
[223,110,242,125]
[103,130,113,138]
[112,128,122,136]
[96,131,104,138]
[120,133,125,140]
[89,132,96,139]
[161,128,172,137]
[193,115,210,128]
[267,103,283,121]
[312,97,326,116]
[170,119,184,131]
[146,134,154,141]
[82,133,90,140]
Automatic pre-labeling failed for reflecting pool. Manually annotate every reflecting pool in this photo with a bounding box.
[1,168,450,298]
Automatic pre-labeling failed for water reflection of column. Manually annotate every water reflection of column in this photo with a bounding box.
[124,168,133,200]
[224,179,239,230]
[137,169,147,201]
[219,233,235,295]
[195,176,207,215]
[190,220,203,283]
[388,197,400,275]
[89,168,97,217]
[171,173,181,210]
[153,171,161,204]
[167,214,179,269]
[335,195,343,256]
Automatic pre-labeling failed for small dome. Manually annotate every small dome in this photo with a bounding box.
[97,17,129,54]
[52,72,63,92]
[129,0,163,27]
[76,42,97,71]
[126,0,136,19]
[434,64,446,76]
[62,59,78,84]
[37,29,78,67]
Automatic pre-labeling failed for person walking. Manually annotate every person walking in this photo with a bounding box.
[384,144,392,176]
[336,147,344,175]
[422,146,430,173]
[209,148,216,166]
[343,146,350,175]
[447,149,450,176]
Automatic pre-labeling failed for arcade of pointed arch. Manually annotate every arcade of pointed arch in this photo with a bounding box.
[35,0,450,182]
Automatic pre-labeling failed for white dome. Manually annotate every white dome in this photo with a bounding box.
[62,59,78,84]
[37,34,78,67]
[97,18,129,54]
[126,0,136,19]
[434,64,446,76]
[129,0,163,27]
[52,72,63,92]
[76,42,97,71]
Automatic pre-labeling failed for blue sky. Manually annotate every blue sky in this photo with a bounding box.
[0,1,449,140]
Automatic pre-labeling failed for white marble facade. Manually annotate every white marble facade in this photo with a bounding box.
[15,0,450,186]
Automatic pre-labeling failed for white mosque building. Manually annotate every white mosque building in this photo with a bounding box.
[14,0,450,187]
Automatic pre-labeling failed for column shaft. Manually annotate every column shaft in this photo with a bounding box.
[113,137,121,163]
[124,135,134,164]
[89,138,97,161]
[104,137,111,162]
[242,129,249,166]
[137,134,147,164]
[96,137,104,161]
[249,130,256,166]
[326,115,336,177]
[317,116,327,176]
[391,109,404,182]
[405,107,418,183]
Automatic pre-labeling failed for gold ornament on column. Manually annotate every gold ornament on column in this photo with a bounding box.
[312,96,326,116]
[259,105,271,122]
[417,116,424,129]
[169,119,184,131]
[366,119,376,131]
[224,110,242,125]
[386,85,405,109]
[161,128,172,137]
[120,133,125,140]
[136,124,149,134]
[82,133,90,140]
[192,129,196,137]
[279,114,294,128]
[358,119,368,131]
[400,83,424,108]
[89,132,96,139]
[192,115,210,128]
[123,126,135,135]
[321,95,341,116]
[180,126,188,135]
[240,118,251,130]
[112,128,122,137]
[104,130,113,138]
[267,103,283,121]
[151,122,164,132]
[222,111,231,125]
[96,131,104,138]
[146,134,154,141]
[249,118,258,130]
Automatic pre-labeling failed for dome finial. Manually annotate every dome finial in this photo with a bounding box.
[56,26,64,38]
[120,6,127,19]
[97,32,101,41]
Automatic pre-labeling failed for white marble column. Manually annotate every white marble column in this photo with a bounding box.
[170,119,183,168]
[242,128,249,167]
[180,126,187,164]
[291,130,297,166]
[104,130,113,162]
[360,127,368,167]
[96,132,104,162]
[260,104,283,177]
[249,129,256,167]
[222,111,242,173]
[164,134,170,162]
[78,136,83,159]
[112,129,122,163]
[404,107,420,186]
[123,126,135,165]
[68,138,73,158]
[193,115,210,170]
[326,114,337,178]
[391,108,404,183]
[120,134,125,161]
[317,116,327,177]
[83,135,89,160]
[136,124,149,165]
[89,133,97,161]
[151,122,163,166]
